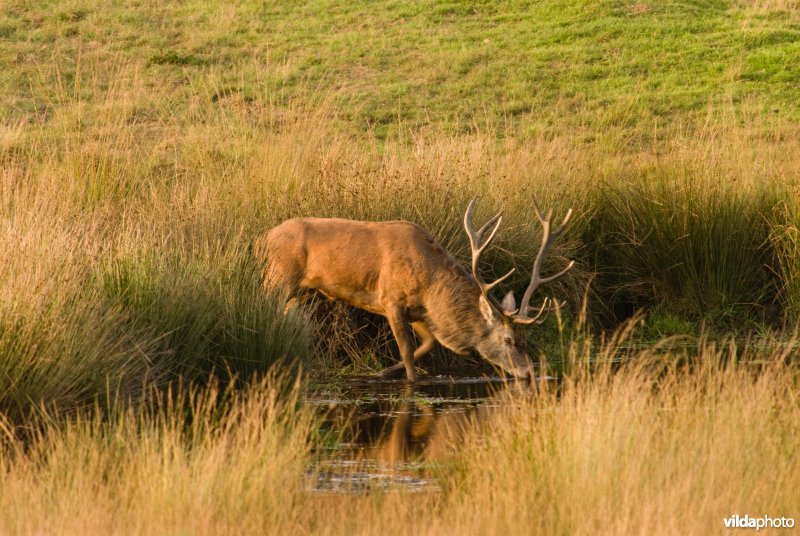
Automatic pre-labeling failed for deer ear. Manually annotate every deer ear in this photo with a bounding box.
[478,294,497,325]
[501,291,517,314]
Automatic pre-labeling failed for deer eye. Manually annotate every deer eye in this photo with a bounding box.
[504,336,513,345]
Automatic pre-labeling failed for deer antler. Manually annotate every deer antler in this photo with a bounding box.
[463,197,515,300]
[463,197,574,325]
[513,203,574,325]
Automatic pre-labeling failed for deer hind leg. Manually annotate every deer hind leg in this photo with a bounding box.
[260,260,302,315]
[380,322,436,379]
[283,296,299,314]
[273,285,300,315]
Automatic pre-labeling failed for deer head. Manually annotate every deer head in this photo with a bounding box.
[463,197,574,378]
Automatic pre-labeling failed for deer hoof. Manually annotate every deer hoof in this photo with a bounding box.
[378,363,407,379]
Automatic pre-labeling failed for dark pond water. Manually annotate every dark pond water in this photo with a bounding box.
[305,375,549,494]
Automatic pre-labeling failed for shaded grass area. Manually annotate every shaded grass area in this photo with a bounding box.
[587,173,784,328]
[98,251,310,383]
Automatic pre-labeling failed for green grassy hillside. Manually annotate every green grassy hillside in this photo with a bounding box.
[2,1,800,138]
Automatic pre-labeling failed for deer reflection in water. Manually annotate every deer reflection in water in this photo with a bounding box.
[311,379,536,493]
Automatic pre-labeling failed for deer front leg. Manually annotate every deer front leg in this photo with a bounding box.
[380,322,436,378]
[386,309,417,382]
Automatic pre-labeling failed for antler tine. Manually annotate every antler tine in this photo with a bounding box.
[538,260,575,285]
[476,212,503,242]
[515,203,574,323]
[552,208,573,238]
[464,199,502,249]
[533,203,572,236]
[463,197,516,297]
[513,297,551,325]
[482,268,515,291]
[532,201,551,225]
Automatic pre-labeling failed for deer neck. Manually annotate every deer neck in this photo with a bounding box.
[424,272,490,354]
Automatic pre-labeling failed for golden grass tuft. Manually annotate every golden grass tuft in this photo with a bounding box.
[0,375,314,535]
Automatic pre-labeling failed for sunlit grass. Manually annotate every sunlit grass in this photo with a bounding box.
[3,1,800,138]
[3,102,798,529]
[1,329,797,535]
[0,374,314,535]
[439,336,800,535]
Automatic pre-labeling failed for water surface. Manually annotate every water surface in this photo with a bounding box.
[306,375,546,493]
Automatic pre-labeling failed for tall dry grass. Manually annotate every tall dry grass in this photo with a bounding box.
[299,330,800,536]
[3,66,800,415]
[0,325,797,535]
[0,374,314,535]
[440,334,800,535]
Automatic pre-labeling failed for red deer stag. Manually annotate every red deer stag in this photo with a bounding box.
[257,197,573,381]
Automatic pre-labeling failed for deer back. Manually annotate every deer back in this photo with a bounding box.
[257,217,474,317]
